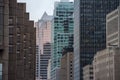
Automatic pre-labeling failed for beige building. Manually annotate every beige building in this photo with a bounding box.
[106,6,120,47]
[83,64,93,80]
[93,48,120,80]
[59,50,73,80]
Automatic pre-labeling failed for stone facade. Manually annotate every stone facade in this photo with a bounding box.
[93,48,120,80]
[0,0,36,80]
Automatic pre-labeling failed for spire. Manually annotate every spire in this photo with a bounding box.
[40,12,53,21]
[41,12,48,20]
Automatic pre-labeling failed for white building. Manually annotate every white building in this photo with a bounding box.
[106,6,120,47]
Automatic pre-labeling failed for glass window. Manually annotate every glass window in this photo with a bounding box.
[0,36,2,45]
[0,25,3,35]
[0,7,3,13]
[0,64,2,80]
[0,13,3,25]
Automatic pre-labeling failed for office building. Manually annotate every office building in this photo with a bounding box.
[83,65,93,80]
[106,6,120,47]
[36,12,52,55]
[35,12,52,80]
[74,0,120,80]
[51,0,74,79]
[40,43,51,80]
[93,48,120,80]
[9,1,36,80]
[0,0,9,80]
[0,0,36,80]
[59,49,73,80]
[92,6,120,80]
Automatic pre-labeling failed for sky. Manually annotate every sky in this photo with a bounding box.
[17,0,74,21]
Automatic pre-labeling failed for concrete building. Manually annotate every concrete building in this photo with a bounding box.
[73,0,120,80]
[0,0,36,80]
[8,1,36,80]
[51,1,74,79]
[106,6,120,47]
[1,0,36,80]
[35,12,52,80]
[0,0,9,80]
[59,49,73,80]
[93,48,120,80]
[83,65,93,80]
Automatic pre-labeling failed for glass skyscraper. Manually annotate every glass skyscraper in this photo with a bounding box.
[74,0,120,80]
[51,1,74,80]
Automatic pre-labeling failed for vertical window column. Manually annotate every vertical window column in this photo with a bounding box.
[0,6,3,46]
[0,63,2,80]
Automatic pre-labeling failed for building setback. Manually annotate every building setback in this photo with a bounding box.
[93,48,120,80]
[92,6,120,80]
[0,0,36,80]
[51,0,74,80]
[74,0,120,80]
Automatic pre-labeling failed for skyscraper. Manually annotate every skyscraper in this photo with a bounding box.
[93,7,120,80]
[51,1,74,80]
[8,1,36,80]
[74,0,120,80]
[0,0,9,80]
[0,0,36,80]
[35,12,52,80]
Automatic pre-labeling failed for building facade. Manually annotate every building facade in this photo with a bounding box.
[51,0,74,79]
[106,6,120,47]
[40,43,51,80]
[0,0,9,80]
[0,0,36,80]
[93,48,120,80]
[8,1,36,80]
[59,51,73,80]
[35,12,52,80]
[74,0,120,80]
[83,65,93,80]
